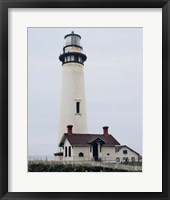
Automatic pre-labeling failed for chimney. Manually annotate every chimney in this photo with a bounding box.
[103,126,109,136]
[67,125,73,135]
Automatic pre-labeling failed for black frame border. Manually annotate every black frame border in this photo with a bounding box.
[0,0,170,199]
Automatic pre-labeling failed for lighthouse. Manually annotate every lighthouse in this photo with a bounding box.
[53,31,142,164]
[58,31,88,142]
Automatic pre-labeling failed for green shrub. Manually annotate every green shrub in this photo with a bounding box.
[28,163,129,172]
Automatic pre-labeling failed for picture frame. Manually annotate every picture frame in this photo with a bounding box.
[0,0,170,199]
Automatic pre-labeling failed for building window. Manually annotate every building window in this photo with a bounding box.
[79,152,84,157]
[131,157,135,162]
[123,150,128,154]
[69,146,71,157]
[90,146,92,152]
[116,157,120,162]
[65,147,67,157]
[123,157,129,162]
[76,102,80,113]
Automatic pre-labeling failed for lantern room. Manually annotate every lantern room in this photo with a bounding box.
[59,31,87,65]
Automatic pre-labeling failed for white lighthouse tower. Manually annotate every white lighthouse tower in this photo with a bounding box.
[58,31,88,142]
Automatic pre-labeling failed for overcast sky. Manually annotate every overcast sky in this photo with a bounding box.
[28,27,143,158]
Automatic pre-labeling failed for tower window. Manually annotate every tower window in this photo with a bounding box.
[75,56,78,62]
[71,55,74,61]
[76,102,80,113]
[78,57,82,63]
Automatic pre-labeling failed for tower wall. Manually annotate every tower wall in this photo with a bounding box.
[58,62,87,141]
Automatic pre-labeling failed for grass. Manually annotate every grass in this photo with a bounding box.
[121,162,142,166]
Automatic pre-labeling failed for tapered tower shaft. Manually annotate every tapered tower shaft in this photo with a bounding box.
[58,31,88,141]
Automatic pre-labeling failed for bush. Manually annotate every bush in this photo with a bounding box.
[28,163,128,172]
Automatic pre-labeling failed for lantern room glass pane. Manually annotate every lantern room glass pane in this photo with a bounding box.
[65,35,80,46]
[65,36,71,46]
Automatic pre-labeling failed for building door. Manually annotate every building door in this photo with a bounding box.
[93,143,98,161]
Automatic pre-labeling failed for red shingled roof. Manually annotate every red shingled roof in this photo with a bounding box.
[59,133,120,147]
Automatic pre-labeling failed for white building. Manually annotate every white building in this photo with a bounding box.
[54,32,142,163]
[115,145,142,163]
[55,125,141,163]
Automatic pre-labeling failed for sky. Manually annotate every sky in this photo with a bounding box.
[28,27,143,158]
